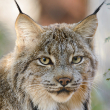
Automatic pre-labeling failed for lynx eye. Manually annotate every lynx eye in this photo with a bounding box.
[72,56,83,64]
[39,57,52,65]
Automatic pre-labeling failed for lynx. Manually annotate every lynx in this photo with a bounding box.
[0,0,105,110]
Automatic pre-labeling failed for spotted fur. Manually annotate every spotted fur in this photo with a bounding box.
[0,1,105,110]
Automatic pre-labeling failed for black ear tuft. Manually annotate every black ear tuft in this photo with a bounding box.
[14,0,23,14]
[93,0,106,15]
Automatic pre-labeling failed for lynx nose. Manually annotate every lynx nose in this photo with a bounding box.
[58,78,71,86]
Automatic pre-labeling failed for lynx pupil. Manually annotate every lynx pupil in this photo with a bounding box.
[43,58,46,62]
[74,57,78,61]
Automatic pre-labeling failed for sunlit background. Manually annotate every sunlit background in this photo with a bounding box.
[0,0,110,109]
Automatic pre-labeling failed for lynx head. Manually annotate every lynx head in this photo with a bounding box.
[12,0,104,107]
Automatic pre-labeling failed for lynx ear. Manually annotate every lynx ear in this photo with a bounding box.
[73,1,105,38]
[14,0,43,51]
[73,15,98,38]
[15,14,43,39]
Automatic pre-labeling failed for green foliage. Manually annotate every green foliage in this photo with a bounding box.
[105,37,110,43]
[104,68,110,81]
[106,78,110,81]
[104,69,110,75]
[104,35,110,80]
[91,89,105,110]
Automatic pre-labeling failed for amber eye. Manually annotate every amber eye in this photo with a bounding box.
[72,56,83,64]
[39,57,52,65]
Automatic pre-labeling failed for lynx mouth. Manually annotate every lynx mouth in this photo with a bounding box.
[48,87,76,95]
[48,87,75,103]
[57,88,71,94]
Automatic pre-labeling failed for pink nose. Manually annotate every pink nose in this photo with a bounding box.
[58,78,71,86]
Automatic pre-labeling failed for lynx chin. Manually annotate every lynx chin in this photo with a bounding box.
[0,0,105,110]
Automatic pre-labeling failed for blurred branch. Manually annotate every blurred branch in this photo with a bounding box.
[103,2,110,80]
[104,69,110,77]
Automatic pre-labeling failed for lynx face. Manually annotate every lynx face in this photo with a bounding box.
[24,26,95,103]
[11,12,98,106]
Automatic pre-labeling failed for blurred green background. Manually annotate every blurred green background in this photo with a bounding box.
[0,26,12,58]
[0,26,8,57]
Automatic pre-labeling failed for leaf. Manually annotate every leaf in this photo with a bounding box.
[108,69,110,71]
[106,3,110,5]
[106,78,110,81]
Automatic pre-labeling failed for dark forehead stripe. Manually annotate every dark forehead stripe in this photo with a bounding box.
[41,28,77,55]
[52,28,68,42]
[42,25,76,44]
